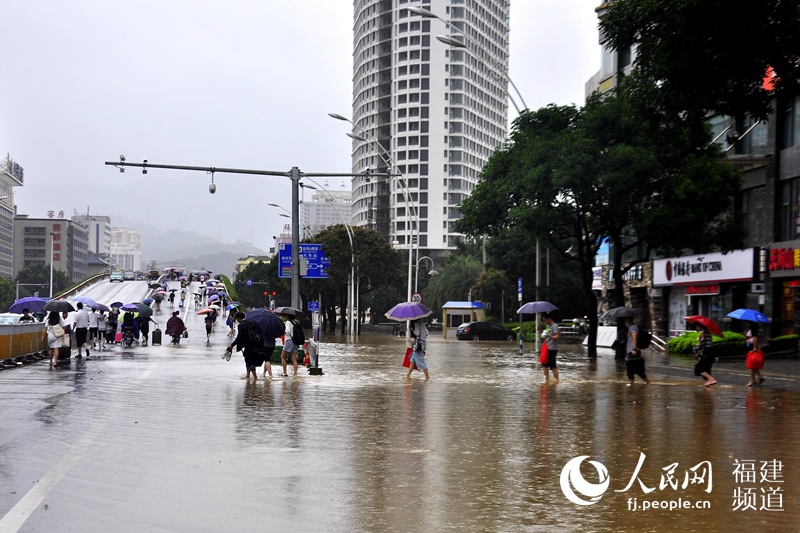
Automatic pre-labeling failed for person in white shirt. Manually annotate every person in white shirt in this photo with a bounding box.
[96,310,107,351]
[73,302,91,357]
[88,308,99,348]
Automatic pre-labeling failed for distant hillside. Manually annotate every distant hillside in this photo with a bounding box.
[115,217,268,274]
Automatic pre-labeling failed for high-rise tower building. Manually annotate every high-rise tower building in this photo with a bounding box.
[350,0,510,261]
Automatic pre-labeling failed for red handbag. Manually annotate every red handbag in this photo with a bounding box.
[746,349,764,370]
[539,342,549,365]
[402,347,418,370]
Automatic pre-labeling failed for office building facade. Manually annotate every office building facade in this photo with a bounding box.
[350,0,510,260]
[13,216,89,284]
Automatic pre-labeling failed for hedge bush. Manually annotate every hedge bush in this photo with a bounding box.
[666,331,800,356]
[666,331,745,357]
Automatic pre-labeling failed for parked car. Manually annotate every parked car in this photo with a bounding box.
[123,271,136,281]
[456,322,516,341]
[110,271,124,282]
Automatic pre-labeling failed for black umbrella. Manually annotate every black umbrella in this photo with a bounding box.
[245,309,286,339]
[124,302,153,318]
[43,299,75,313]
[152,293,165,302]
[273,306,303,317]
[602,306,635,319]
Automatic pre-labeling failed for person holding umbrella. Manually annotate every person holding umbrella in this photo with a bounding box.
[624,316,650,385]
[41,311,66,366]
[541,314,560,383]
[226,312,264,381]
[745,321,766,387]
[693,323,718,386]
[404,318,430,381]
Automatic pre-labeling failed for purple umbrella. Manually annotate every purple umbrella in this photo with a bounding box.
[92,303,111,312]
[384,302,433,322]
[208,294,220,302]
[245,309,286,340]
[8,297,48,314]
[142,298,154,305]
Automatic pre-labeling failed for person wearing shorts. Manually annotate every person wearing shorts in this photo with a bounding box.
[541,314,560,382]
[88,308,99,348]
[73,302,90,357]
[280,313,300,377]
[624,317,650,384]
[405,318,430,380]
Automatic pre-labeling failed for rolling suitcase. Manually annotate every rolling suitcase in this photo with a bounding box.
[151,327,162,345]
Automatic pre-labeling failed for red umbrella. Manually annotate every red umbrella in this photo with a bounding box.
[685,315,722,337]
[196,308,215,315]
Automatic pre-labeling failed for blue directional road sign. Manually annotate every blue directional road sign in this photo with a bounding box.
[278,243,330,279]
[308,300,320,312]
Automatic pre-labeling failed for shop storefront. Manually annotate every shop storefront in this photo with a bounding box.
[653,249,756,336]
[767,242,800,334]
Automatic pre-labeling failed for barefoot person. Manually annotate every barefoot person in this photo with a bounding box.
[625,316,650,385]
[693,323,717,386]
[745,321,765,387]
[404,318,430,381]
[541,314,560,383]
[227,312,264,381]
[279,311,303,377]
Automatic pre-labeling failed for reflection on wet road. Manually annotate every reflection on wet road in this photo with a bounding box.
[1,316,799,531]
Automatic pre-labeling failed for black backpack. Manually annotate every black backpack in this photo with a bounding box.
[247,322,264,349]
[290,319,305,346]
[637,325,653,349]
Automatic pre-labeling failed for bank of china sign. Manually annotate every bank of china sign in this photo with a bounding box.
[653,249,754,286]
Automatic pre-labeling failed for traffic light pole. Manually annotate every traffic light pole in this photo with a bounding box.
[105,157,393,317]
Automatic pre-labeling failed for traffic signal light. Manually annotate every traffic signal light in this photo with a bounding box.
[263,291,268,296]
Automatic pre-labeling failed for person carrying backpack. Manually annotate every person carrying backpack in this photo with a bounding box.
[624,316,650,385]
[279,310,304,377]
[226,312,265,381]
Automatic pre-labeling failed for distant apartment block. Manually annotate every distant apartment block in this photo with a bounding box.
[110,227,142,272]
[13,215,89,283]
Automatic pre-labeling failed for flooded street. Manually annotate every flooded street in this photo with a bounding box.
[1,314,799,532]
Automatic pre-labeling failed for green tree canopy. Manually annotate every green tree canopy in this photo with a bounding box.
[457,88,743,355]
[599,0,800,123]
[14,264,70,299]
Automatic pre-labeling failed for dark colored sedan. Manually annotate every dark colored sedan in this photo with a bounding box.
[456,322,516,341]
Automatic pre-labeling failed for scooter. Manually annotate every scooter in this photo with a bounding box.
[121,327,136,347]
[169,328,185,345]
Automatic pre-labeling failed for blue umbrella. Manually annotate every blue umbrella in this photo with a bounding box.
[8,297,48,314]
[143,297,154,305]
[92,303,111,312]
[110,301,124,308]
[384,302,432,322]
[517,301,558,314]
[727,308,770,323]
[245,308,285,339]
[71,295,98,307]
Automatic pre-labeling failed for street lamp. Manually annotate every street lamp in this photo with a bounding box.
[414,255,438,293]
[328,113,418,301]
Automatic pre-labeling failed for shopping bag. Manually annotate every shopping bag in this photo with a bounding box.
[746,349,764,370]
[539,342,549,365]
[402,347,418,370]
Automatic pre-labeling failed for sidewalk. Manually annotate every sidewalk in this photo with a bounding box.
[646,351,800,390]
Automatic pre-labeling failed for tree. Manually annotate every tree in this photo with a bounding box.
[424,255,483,313]
[14,264,70,299]
[599,0,800,124]
[306,225,405,333]
[233,260,285,309]
[458,91,743,356]
[0,277,15,312]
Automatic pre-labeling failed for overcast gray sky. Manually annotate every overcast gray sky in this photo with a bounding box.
[0,1,600,253]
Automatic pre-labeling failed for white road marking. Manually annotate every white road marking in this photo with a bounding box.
[0,365,155,533]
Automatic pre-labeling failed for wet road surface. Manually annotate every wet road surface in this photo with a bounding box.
[1,305,799,532]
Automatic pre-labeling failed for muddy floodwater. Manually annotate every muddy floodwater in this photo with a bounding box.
[1,325,799,532]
